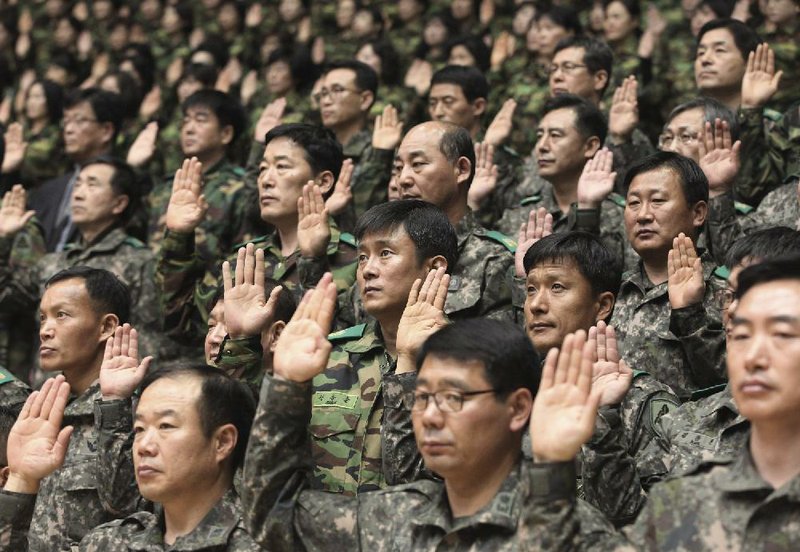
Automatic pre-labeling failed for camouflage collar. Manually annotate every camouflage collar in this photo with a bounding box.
[410,461,522,532]
[64,227,130,256]
[454,210,481,249]
[342,129,371,159]
[696,385,743,423]
[128,489,243,550]
[65,382,101,418]
[622,250,717,295]
[340,319,386,354]
[714,445,800,500]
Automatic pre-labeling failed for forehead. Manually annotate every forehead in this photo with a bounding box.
[65,101,95,118]
[416,355,490,388]
[137,376,203,418]
[553,46,586,64]
[430,83,467,100]
[666,107,704,131]
[699,28,738,50]
[398,125,446,158]
[540,107,577,129]
[627,167,684,196]
[79,163,115,184]
[185,104,219,121]
[526,258,587,283]
[737,280,800,318]
[41,278,92,309]
[263,136,311,165]
[359,226,414,249]
[325,68,357,86]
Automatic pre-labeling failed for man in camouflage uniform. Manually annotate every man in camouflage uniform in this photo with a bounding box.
[582,227,800,525]
[317,61,395,229]
[157,123,357,352]
[612,152,726,400]
[243,289,621,549]
[497,96,634,271]
[2,365,262,551]
[394,121,518,323]
[146,89,251,261]
[0,268,132,551]
[0,161,163,361]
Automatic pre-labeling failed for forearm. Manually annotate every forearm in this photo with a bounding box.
[735,107,786,206]
[0,489,36,551]
[670,303,727,389]
[0,236,41,314]
[381,372,433,485]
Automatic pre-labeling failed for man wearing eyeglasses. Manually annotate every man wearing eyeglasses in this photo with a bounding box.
[27,88,123,252]
[243,293,620,549]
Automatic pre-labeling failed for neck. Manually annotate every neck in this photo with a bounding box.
[709,87,742,111]
[469,123,482,140]
[73,144,111,166]
[78,220,115,246]
[331,119,365,148]
[275,219,299,257]
[446,201,468,228]
[376,317,399,357]
[750,420,800,489]
[162,474,231,545]
[62,358,102,396]
[198,150,226,172]
[549,176,579,214]
[446,448,518,517]
[29,118,47,135]
[641,255,669,285]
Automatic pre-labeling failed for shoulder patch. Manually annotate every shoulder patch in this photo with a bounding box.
[481,230,517,253]
[609,193,626,208]
[328,323,367,342]
[339,232,357,248]
[520,194,542,206]
[690,383,728,402]
[231,166,246,177]
[763,108,782,122]
[648,391,680,431]
[632,369,649,380]
[713,266,731,280]
[733,201,754,215]
[0,367,18,386]
[232,234,270,250]
[123,237,146,249]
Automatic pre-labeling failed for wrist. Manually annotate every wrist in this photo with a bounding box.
[608,131,632,145]
[5,472,40,494]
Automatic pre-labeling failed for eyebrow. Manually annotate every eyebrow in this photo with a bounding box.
[415,376,471,391]
[134,408,180,421]
[731,315,800,325]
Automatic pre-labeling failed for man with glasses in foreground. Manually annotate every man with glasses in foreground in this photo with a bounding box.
[242,277,619,549]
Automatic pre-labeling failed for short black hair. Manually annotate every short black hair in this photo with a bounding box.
[523,232,621,297]
[696,19,762,61]
[726,227,800,269]
[553,36,613,95]
[100,70,143,122]
[444,35,491,73]
[180,62,219,89]
[354,199,459,271]
[140,365,256,471]
[622,150,709,206]
[64,88,124,140]
[430,64,489,103]
[436,122,476,185]
[324,59,379,99]
[263,123,344,181]
[81,156,140,224]
[45,266,131,324]
[735,255,800,301]
[192,35,231,69]
[265,46,315,90]
[356,39,402,86]
[542,94,608,144]
[30,79,65,125]
[417,318,541,400]
[182,90,247,145]
[698,0,734,18]
[602,0,641,19]
[535,5,583,35]
[666,97,740,142]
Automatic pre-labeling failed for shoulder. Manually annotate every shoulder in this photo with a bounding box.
[471,227,517,254]
[80,512,155,547]
[606,192,627,209]
[337,231,357,249]
[121,236,147,250]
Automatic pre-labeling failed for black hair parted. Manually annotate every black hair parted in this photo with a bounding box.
[81,156,140,224]
[30,79,65,125]
[622,150,709,206]
[324,59,379,98]
[696,18,762,60]
[444,35,491,73]
[354,199,459,272]
[667,97,740,142]
[430,64,489,103]
[417,318,541,399]
[735,255,800,301]
[139,364,256,471]
[725,227,800,269]
[180,62,219,89]
[523,232,622,297]
[64,88,124,140]
[436,122,476,185]
[45,266,131,324]
[182,89,247,145]
[542,94,608,144]
[263,123,344,181]
[553,36,613,95]
[535,5,583,35]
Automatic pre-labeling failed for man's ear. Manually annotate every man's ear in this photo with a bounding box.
[583,136,602,160]
[595,291,616,322]
[214,423,238,465]
[455,156,472,186]
[220,124,234,146]
[423,255,448,273]
[315,170,336,196]
[472,97,487,118]
[110,194,129,217]
[507,388,534,433]
[593,70,609,95]
[692,200,708,228]
[359,90,375,113]
[99,313,120,343]
[266,320,286,353]
[0,466,9,488]
[99,122,115,147]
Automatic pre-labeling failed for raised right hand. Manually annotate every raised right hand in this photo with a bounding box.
[99,324,153,401]
[0,184,35,238]
[515,207,553,277]
[165,157,208,233]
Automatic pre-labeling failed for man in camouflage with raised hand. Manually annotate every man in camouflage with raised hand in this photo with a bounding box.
[242,279,621,549]
[0,159,164,362]
[157,123,357,353]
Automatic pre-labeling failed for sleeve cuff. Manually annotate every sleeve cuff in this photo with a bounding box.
[94,398,133,430]
[160,229,195,257]
[260,374,313,419]
[574,208,602,234]
[383,372,417,408]
[670,302,707,337]
[528,461,578,501]
[708,192,736,222]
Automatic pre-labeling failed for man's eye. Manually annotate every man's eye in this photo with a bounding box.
[133,426,144,434]
[159,423,174,430]
[380,249,392,257]
[552,283,565,291]
[526,286,538,295]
